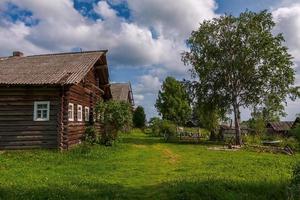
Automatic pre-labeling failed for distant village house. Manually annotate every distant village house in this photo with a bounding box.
[266,121,294,136]
[110,83,134,107]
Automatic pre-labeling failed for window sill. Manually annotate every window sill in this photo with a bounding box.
[34,119,50,121]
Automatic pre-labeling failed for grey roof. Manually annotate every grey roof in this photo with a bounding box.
[110,83,133,104]
[268,121,294,132]
[0,50,107,85]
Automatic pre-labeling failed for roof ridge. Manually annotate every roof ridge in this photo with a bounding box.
[26,50,108,58]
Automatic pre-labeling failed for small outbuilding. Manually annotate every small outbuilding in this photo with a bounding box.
[266,121,294,136]
[0,50,112,149]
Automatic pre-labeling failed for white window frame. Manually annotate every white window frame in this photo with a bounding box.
[85,106,90,122]
[68,103,74,121]
[77,105,83,122]
[33,101,50,121]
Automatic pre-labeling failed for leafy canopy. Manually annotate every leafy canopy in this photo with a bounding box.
[96,100,133,131]
[182,10,297,144]
[155,76,191,125]
[133,106,146,128]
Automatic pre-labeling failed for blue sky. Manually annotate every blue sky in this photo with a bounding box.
[0,0,299,121]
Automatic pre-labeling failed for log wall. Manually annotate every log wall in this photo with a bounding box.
[65,68,104,148]
[0,87,60,149]
[0,67,106,150]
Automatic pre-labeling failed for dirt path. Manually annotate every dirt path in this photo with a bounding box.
[153,144,181,165]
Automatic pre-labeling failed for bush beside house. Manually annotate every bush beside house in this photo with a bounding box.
[84,100,133,146]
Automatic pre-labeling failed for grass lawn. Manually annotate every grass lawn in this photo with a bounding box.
[0,129,299,200]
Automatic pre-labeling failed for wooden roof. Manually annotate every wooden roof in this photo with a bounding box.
[267,121,294,132]
[0,50,108,86]
[110,83,134,105]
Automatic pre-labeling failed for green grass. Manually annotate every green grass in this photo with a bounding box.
[0,129,299,200]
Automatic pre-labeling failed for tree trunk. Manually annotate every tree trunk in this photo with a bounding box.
[233,101,242,145]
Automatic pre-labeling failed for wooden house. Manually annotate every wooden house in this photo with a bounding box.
[0,50,112,150]
[110,83,134,107]
[266,121,294,136]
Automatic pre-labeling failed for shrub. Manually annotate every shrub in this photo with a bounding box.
[148,117,163,136]
[290,125,300,144]
[148,118,177,141]
[287,162,300,199]
[243,133,299,151]
[248,115,267,135]
[242,134,262,145]
[199,129,211,139]
[96,100,133,145]
[160,120,177,138]
[280,137,299,151]
[84,126,98,144]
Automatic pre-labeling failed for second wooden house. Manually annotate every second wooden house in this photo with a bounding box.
[110,83,134,107]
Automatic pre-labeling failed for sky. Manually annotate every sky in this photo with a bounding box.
[0,0,299,121]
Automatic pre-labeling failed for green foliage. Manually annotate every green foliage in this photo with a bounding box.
[243,134,299,150]
[100,100,133,130]
[248,112,267,135]
[290,125,300,144]
[133,106,146,128]
[193,102,225,141]
[148,117,176,138]
[96,100,133,145]
[84,126,98,144]
[281,137,299,151]
[183,10,296,145]
[259,97,285,122]
[242,134,262,145]
[288,163,300,199]
[291,163,300,185]
[160,120,177,138]
[194,104,219,131]
[148,117,163,136]
[70,142,92,156]
[155,76,191,125]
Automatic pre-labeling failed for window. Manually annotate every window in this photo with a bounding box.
[68,103,74,121]
[85,106,90,122]
[34,101,50,121]
[77,105,83,122]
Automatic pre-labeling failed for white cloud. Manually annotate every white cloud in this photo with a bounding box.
[132,74,163,118]
[273,4,300,63]
[0,20,47,55]
[126,0,217,40]
[0,0,207,74]
[94,1,117,19]
[133,94,144,105]
[133,94,144,101]
[135,74,161,94]
[272,3,300,120]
